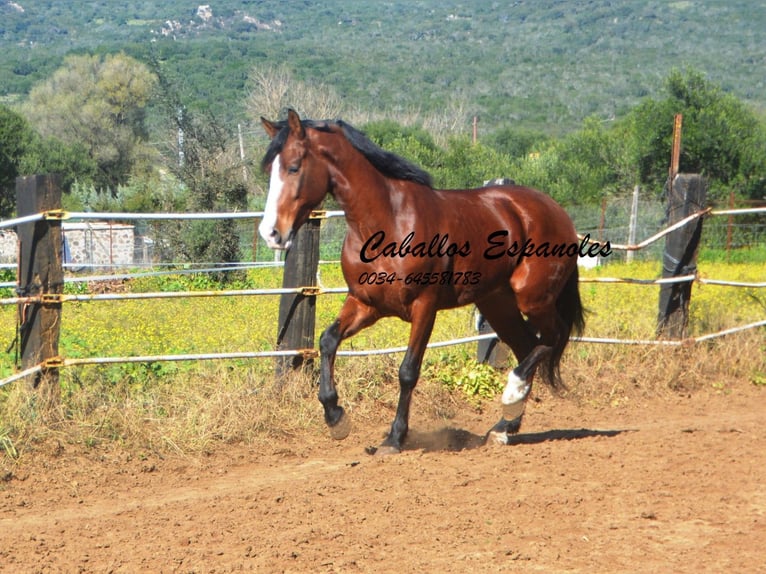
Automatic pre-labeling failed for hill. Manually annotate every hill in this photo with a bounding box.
[1,0,764,134]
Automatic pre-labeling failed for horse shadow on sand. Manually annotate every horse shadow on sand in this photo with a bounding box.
[394,426,629,454]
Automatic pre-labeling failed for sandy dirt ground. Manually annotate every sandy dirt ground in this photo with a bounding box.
[1,380,765,573]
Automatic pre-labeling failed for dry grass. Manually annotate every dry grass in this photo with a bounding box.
[0,354,423,461]
[1,260,764,468]
[2,328,763,471]
[560,329,766,407]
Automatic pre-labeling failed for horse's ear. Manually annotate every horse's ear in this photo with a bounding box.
[287,108,305,139]
[261,117,279,139]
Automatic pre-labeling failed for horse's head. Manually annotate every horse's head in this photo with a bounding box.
[258,109,332,250]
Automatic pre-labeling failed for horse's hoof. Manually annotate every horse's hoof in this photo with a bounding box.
[328,412,351,440]
[373,445,401,457]
[485,430,510,446]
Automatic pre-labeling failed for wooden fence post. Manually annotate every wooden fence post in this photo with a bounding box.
[15,174,64,409]
[656,174,707,339]
[275,214,321,376]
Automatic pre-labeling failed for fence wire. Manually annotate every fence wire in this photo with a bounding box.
[0,203,763,388]
[3,319,764,389]
[1,205,764,272]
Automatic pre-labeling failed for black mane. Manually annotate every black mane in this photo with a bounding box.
[261,118,433,188]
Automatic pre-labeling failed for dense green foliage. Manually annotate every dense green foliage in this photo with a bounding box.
[360,70,766,204]
[625,70,766,202]
[0,106,31,216]
[21,53,157,192]
[0,103,99,217]
[0,1,764,239]
[1,1,764,133]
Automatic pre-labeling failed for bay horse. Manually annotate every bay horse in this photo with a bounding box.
[259,109,584,454]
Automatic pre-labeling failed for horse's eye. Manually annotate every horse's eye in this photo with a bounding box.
[287,164,300,174]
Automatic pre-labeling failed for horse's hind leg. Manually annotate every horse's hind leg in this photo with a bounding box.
[319,295,379,440]
[476,293,549,444]
[476,291,537,362]
[511,261,581,387]
[490,344,552,434]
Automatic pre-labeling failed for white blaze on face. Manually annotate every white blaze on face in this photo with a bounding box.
[259,155,286,249]
[501,368,531,421]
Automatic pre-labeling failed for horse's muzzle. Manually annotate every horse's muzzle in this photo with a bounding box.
[263,227,293,251]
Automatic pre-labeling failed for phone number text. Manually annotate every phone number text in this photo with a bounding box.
[357,271,482,286]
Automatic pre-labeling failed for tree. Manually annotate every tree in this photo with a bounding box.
[624,69,766,201]
[1,104,100,217]
[22,53,157,193]
[19,138,98,194]
[359,120,517,190]
[433,137,515,190]
[0,105,33,216]
[362,120,439,153]
[485,127,549,159]
[245,64,344,122]
[551,117,635,203]
[500,117,637,205]
[149,63,249,281]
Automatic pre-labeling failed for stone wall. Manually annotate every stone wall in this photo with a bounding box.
[0,231,16,263]
[63,222,135,267]
[0,222,137,268]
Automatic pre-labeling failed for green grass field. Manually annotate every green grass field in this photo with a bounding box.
[1,259,764,458]
[0,260,763,379]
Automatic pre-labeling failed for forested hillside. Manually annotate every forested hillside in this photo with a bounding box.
[1,0,764,134]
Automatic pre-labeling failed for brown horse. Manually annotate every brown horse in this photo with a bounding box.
[259,109,585,454]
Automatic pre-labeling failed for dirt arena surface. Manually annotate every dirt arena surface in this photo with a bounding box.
[1,381,764,573]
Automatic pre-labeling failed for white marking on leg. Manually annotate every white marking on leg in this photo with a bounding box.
[502,370,529,405]
[258,156,284,249]
[502,369,530,420]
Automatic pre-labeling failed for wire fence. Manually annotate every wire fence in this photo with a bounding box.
[2,199,763,273]
[0,202,764,388]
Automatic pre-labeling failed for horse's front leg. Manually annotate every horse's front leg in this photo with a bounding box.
[377,301,437,455]
[318,295,379,440]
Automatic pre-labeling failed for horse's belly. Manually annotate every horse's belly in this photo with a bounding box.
[342,251,514,318]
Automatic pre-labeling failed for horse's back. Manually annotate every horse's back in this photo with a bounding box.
[438,184,577,243]
[483,184,573,221]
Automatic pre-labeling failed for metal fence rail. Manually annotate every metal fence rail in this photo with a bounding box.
[3,272,764,307]
[0,203,763,389]
[3,319,764,389]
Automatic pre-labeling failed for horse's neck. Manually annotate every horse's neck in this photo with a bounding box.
[322,134,426,236]
[332,170,397,236]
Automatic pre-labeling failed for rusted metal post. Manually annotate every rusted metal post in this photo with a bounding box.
[669,114,683,194]
[15,175,64,410]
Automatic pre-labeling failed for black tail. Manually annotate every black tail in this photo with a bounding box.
[541,266,585,388]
